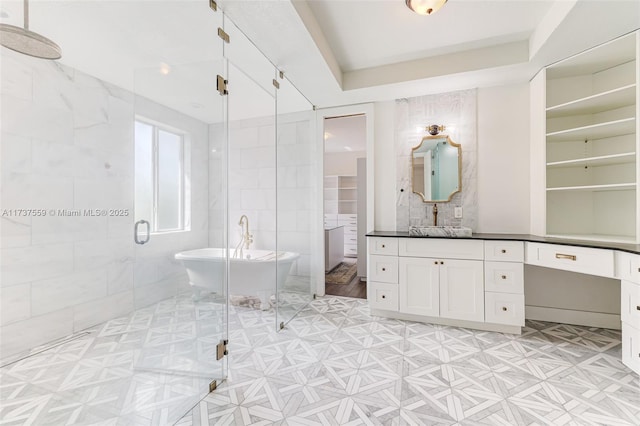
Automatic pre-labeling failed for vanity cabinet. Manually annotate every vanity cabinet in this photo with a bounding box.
[484,241,525,326]
[531,30,639,243]
[620,258,640,375]
[367,234,640,374]
[368,237,399,311]
[438,259,484,322]
[398,238,484,321]
[369,237,515,332]
[398,257,440,316]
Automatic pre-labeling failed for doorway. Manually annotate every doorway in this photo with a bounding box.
[323,114,367,298]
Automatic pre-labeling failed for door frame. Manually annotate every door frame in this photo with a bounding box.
[315,103,375,296]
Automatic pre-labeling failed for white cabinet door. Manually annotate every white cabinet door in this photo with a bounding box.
[439,259,484,322]
[399,257,440,317]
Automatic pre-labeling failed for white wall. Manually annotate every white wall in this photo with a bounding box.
[0,51,209,359]
[324,151,365,176]
[372,84,530,233]
[373,101,396,231]
[477,83,531,233]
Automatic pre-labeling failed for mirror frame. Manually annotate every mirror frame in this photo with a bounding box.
[411,134,462,203]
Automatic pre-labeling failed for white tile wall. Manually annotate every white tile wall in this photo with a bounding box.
[0,50,209,359]
[211,111,317,294]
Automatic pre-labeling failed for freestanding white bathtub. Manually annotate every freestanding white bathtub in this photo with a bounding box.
[175,248,299,310]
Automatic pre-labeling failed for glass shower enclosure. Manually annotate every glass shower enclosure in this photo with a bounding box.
[0,0,318,423]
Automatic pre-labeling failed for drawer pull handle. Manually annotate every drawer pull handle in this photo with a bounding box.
[501,275,507,280]
[382,295,386,299]
[382,244,385,248]
[382,267,386,271]
[434,261,438,265]
[555,253,576,261]
[637,306,640,311]
[501,249,507,254]
[440,261,444,265]
[502,307,508,311]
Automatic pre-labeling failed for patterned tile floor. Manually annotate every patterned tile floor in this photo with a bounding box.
[178,297,640,426]
[1,295,639,425]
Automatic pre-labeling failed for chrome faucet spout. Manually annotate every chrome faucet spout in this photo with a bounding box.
[432,204,438,227]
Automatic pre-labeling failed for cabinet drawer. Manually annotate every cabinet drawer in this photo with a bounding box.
[484,241,524,262]
[369,282,398,311]
[485,292,525,326]
[338,214,357,221]
[525,242,615,278]
[621,280,640,329]
[338,219,358,227]
[369,255,398,283]
[616,251,640,283]
[621,323,640,375]
[369,237,398,256]
[324,220,338,228]
[344,244,358,257]
[399,238,483,260]
[344,235,358,245]
[484,261,524,294]
[343,225,357,235]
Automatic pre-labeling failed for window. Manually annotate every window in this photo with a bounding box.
[134,119,190,233]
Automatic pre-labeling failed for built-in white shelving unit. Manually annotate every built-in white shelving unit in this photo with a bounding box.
[324,175,358,257]
[542,31,639,243]
[324,175,357,215]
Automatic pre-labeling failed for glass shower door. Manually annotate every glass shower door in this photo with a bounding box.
[275,75,317,328]
[131,57,228,386]
[127,4,230,419]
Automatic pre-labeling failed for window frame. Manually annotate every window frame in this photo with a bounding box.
[135,117,190,234]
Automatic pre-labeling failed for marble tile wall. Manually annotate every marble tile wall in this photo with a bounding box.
[210,110,316,286]
[395,90,478,231]
[0,50,210,359]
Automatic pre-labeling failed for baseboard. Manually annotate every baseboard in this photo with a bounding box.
[369,309,522,335]
[525,305,621,330]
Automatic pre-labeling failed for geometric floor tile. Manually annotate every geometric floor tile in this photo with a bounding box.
[179,297,640,426]
[2,294,639,425]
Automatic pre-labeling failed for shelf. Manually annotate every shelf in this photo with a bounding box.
[546,233,637,244]
[547,183,636,192]
[546,118,636,142]
[546,84,636,118]
[546,152,636,168]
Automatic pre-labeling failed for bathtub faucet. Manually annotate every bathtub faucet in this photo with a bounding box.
[239,215,253,250]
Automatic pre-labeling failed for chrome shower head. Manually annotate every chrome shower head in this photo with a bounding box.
[0,24,61,59]
[0,0,61,60]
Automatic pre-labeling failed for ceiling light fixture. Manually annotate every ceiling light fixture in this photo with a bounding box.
[405,0,447,15]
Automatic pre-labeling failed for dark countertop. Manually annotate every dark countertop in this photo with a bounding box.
[365,231,640,255]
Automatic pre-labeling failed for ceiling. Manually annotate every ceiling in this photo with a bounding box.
[324,114,366,153]
[1,0,638,121]
[306,0,553,72]
[221,0,640,107]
